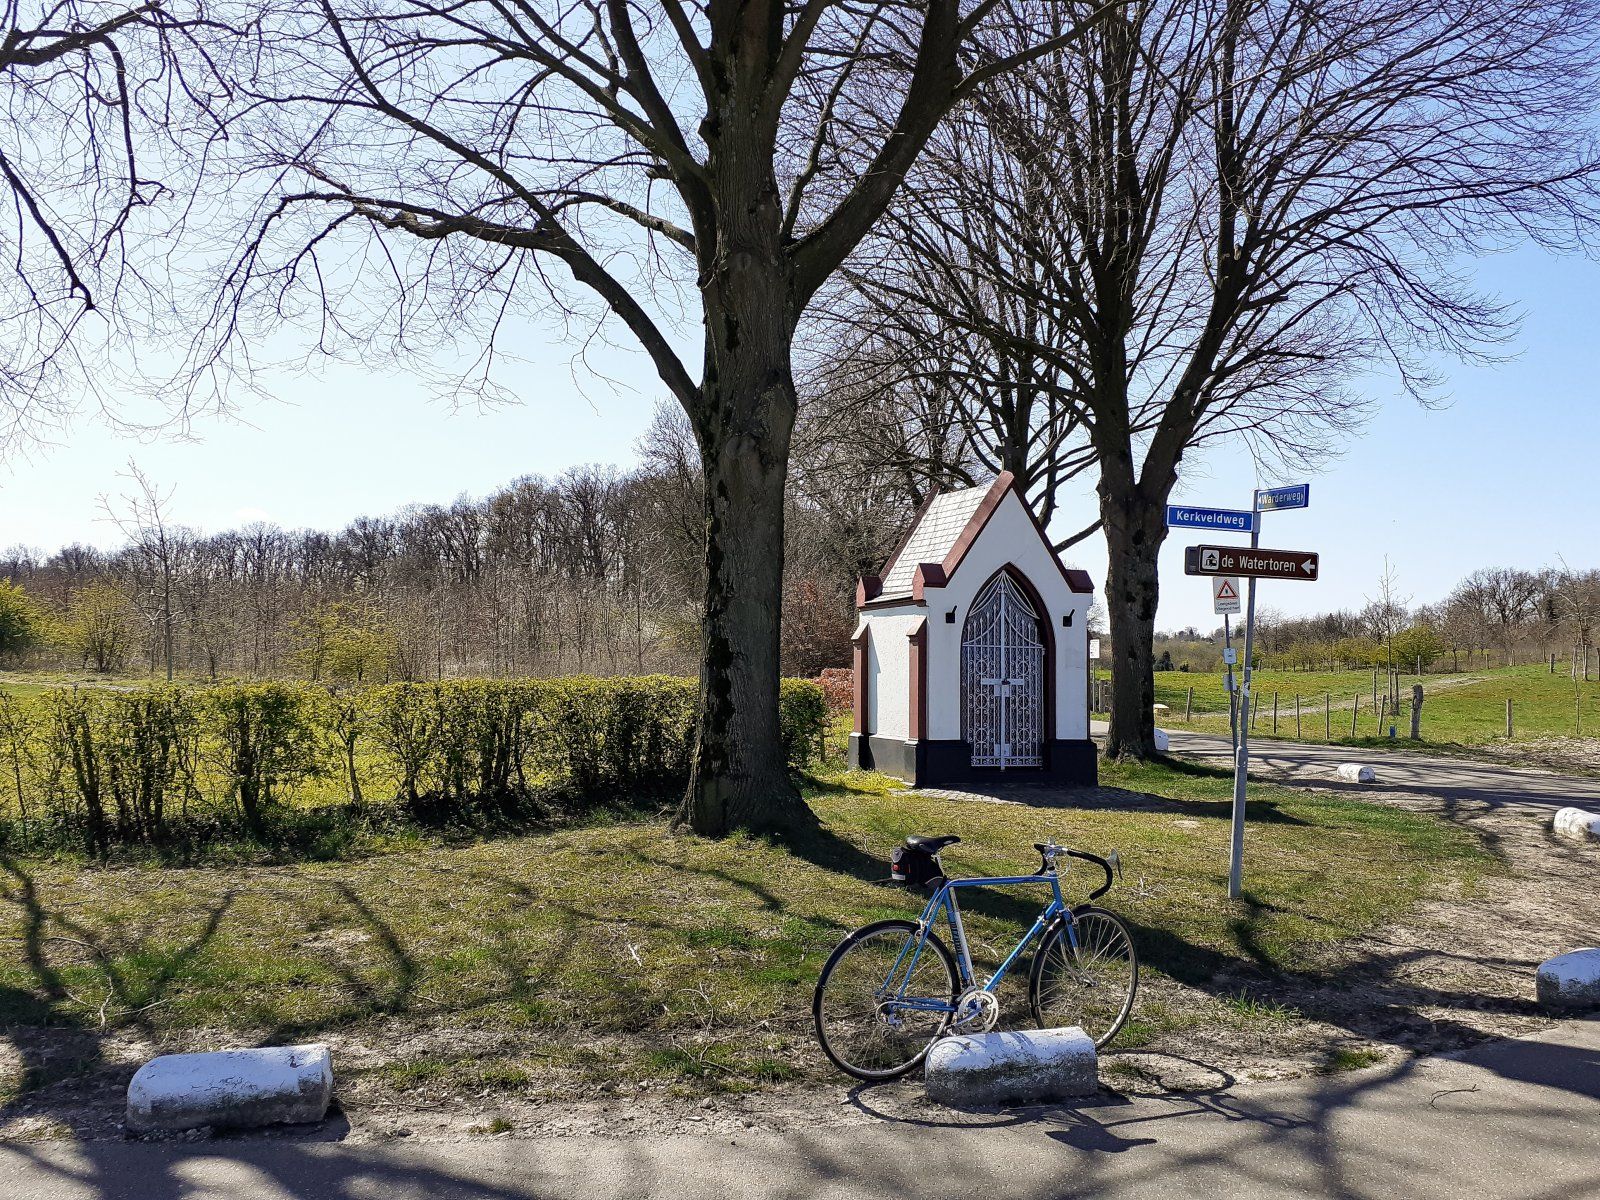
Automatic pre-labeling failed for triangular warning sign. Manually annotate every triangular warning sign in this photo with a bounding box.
[1216,580,1238,601]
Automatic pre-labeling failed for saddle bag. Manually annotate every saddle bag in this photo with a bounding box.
[890,844,945,892]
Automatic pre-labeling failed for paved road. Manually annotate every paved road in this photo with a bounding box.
[1094,721,1600,813]
[5,1019,1599,1199]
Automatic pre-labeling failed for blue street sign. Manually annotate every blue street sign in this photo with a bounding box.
[1165,505,1255,533]
[1255,484,1310,512]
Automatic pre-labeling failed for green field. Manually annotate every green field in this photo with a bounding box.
[1144,663,1600,750]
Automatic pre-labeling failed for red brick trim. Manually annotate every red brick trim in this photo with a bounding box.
[855,575,883,607]
[907,619,928,740]
[910,562,947,600]
[851,625,870,734]
[939,472,1014,582]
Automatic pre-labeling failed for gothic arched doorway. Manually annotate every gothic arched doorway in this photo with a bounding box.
[961,571,1046,768]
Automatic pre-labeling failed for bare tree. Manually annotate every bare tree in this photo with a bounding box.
[832,0,1600,756]
[1554,566,1600,678]
[0,0,217,450]
[195,1,1107,832]
[1451,567,1543,666]
[99,461,189,681]
[1361,558,1411,671]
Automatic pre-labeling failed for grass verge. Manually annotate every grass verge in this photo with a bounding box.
[0,754,1495,1118]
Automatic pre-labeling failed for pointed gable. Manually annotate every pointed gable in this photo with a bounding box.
[879,485,990,597]
[865,472,1094,605]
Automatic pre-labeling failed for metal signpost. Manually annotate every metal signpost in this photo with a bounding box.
[1178,485,1317,899]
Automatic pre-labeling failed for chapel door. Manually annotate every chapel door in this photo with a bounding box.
[961,573,1045,768]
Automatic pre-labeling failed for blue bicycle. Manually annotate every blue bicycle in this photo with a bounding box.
[812,836,1138,1081]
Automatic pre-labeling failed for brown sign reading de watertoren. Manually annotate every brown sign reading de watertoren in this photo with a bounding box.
[1184,545,1320,581]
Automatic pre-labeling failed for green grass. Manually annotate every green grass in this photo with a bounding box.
[1148,662,1600,751]
[0,755,1494,1103]
[1320,1045,1385,1074]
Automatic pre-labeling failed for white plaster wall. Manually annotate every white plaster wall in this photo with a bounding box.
[860,607,923,742]
[920,491,1092,742]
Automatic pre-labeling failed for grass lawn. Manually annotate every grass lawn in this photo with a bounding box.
[1149,662,1600,751]
[0,757,1493,1114]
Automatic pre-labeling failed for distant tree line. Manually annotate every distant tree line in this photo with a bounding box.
[0,410,914,684]
[1152,565,1600,674]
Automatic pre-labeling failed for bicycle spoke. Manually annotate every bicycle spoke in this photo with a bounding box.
[1031,909,1138,1047]
[814,924,956,1080]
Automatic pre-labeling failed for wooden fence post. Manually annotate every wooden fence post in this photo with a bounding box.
[1377,695,1387,736]
[1351,695,1360,738]
[1185,687,1193,723]
[1295,694,1302,739]
[1410,684,1423,739]
[1325,693,1331,741]
[1506,698,1513,739]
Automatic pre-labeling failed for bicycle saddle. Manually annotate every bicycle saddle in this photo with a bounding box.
[905,834,961,853]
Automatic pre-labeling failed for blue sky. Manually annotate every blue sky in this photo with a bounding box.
[3,244,1596,633]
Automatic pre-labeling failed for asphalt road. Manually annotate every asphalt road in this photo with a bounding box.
[1095,721,1600,813]
[5,1018,1599,1199]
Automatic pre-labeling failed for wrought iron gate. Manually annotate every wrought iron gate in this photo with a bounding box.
[961,573,1045,768]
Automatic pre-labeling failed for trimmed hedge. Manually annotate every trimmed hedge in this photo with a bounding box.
[0,676,826,857]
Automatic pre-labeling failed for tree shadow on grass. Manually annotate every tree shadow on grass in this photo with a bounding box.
[0,855,236,1139]
[776,809,1590,1111]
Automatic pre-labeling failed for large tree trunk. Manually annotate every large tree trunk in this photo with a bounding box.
[675,112,812,835]
[1099,467,1166,759]
[677,417,809,835]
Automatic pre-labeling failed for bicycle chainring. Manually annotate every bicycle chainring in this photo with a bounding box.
[952,987,1001,1033]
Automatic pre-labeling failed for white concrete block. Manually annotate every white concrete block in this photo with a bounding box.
[1553,807,1600,842]
[1336,763,1376,783]
[1153,728,1170,752]
[127,1044,333,1133]
[1537,949,1600,1011]
[925,1028,1097,1107]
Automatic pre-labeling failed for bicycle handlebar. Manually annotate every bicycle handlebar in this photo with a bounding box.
[1034,843,1122,900]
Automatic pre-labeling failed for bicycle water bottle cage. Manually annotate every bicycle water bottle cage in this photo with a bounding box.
[890,835,959,892]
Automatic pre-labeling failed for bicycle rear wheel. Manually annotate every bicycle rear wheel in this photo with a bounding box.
[1028,906,1138,1048]
[813,919,958,1081]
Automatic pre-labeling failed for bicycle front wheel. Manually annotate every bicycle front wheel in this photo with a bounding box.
[813,919,958,1081]
[1028,906,1138,1048]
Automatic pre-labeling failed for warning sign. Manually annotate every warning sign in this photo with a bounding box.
[1213,576,1242,615]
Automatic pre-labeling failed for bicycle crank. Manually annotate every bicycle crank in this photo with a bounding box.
[952,987,1001,1033]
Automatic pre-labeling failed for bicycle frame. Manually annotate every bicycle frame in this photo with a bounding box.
[879,872,1077,1017]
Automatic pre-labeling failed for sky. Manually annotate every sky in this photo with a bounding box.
[3,243,1597,634]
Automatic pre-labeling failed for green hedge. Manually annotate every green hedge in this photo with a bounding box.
[0,676,826,857]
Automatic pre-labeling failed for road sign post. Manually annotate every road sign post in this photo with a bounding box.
[1179,484,1317,900]
[1167,496,1316,899]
